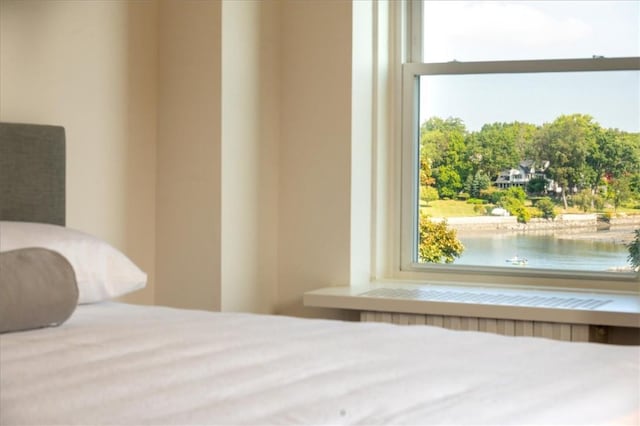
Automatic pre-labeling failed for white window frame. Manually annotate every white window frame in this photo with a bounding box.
[398,0,640,290]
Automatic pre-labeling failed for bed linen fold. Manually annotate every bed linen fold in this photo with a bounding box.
[1,303,638,425]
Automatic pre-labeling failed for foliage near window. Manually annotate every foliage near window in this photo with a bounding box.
[418,215,464,264]
[627,229,640,270]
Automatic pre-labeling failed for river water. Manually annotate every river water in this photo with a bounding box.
[453,231,631,272]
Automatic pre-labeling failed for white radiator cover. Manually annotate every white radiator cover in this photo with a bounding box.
[359,311,607,342]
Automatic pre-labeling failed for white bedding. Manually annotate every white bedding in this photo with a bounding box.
[1,303,638,425]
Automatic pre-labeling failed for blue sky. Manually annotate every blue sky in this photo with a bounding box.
[420,1,640,132]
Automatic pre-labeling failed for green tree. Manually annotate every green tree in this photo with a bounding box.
[500,187,529,223]
[419,156,439,206]
[630,173,640,196]
[420,117,467,167]
[421,117,470,198]
[464,171,492,199]
[504,186,527,202]
[533,114,598,209]
[418,215,464,263]
[536,197,556,219]
[433,165,463,199]
[573,189,594,212]
[590,129,640,186]
[608,176,632,211]
[466,122,536,179]
[526,177,547,195]
[421,186,439,206]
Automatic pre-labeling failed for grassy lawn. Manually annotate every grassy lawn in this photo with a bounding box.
[421,200,486,217]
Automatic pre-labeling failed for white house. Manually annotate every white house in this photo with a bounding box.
[495,160,551,190]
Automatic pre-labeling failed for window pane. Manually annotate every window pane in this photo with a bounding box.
[417,71,640,272]
[423,1,640,62]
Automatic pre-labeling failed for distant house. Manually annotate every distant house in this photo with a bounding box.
[494,160,551,190]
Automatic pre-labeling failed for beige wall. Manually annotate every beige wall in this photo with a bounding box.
[220,0,279,313]
[0,0,157,305]
[277,0,355,317]
[155,0,362,316]
[154,0,222,311]
[1,0,373,317]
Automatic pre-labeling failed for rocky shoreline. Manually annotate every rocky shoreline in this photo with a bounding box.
[554,229,635,245]
[444,214,640,245]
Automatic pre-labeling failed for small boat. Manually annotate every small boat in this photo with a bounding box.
[506,256,528,266]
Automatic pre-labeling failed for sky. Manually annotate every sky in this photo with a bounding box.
[419,1,640,132]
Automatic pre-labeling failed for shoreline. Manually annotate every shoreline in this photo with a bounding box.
[456,228,635,245]
[442,214,640,245]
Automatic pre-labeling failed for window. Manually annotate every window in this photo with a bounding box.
[400,1,640,284]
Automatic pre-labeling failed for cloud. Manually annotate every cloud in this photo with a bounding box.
[423,1,593,61]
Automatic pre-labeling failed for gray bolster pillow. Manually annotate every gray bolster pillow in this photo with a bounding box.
[0,248,78,333]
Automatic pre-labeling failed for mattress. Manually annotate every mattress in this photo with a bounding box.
[1,302,638,425]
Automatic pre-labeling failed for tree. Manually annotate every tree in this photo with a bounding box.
[533,114,598,209]
[589,129,640,187]
[608,176,632,211]
[420,117,468,168]
[499,187,529,223]
[536,197,557,219]
[466,122,536,179]
[526,177,547,195]
[464,171,491,198]
[630,173,640,196]
[419,156,439,206]
[573,189,593,212]
[418,215,464,263]
[421,117,470,198]
[433,165,462,199]
[421,186,439,206]
[504,186,526,202]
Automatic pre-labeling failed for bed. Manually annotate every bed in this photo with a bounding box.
[1,122,639,425]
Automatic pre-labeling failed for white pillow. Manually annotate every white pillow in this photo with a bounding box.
[0,221,147,304]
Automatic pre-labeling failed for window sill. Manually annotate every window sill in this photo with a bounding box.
[303,280,640,328]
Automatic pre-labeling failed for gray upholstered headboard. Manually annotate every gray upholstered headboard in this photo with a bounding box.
[0,122,66,226]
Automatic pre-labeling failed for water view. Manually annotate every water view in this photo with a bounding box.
[455,231,630,272]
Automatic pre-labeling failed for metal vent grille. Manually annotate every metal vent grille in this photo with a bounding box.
[359,288,612,310]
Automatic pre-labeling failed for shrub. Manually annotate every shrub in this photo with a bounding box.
[487,189,505,204]
[593,194,606,210]
[479,186,497,200]
[504,186,527,202]
[573,189,593,212]
[515,205,531,223]
[420,185,439,207]
[536,197,557,219]
[418,215,464,264]
[499,191,529,223]
[529,208,543,219]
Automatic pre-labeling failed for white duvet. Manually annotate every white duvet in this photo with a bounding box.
[1,303,638,425]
